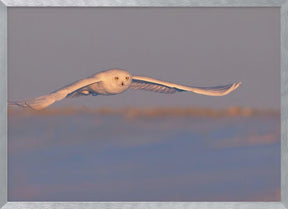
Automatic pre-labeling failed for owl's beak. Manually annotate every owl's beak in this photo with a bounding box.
[121,82,124,86]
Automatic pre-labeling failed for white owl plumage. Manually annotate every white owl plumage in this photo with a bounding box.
[9,69,242,110]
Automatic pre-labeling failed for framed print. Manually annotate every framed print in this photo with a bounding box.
[1,0,288,209]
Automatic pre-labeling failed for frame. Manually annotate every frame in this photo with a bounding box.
[0,0,287,208]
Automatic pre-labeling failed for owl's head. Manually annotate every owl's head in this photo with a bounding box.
[100,69,132,94]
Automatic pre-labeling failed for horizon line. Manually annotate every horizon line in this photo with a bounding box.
[8,106,280,118]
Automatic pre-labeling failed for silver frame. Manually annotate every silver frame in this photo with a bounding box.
[0,0,287,208]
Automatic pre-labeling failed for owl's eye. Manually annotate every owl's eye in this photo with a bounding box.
[126,77,129,80]
[114,77,119,80]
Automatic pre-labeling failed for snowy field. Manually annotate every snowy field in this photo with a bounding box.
[8,107,280,201]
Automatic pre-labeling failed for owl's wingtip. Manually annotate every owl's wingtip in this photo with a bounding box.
[234,81,242,88]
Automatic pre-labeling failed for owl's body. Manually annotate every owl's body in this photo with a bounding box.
[9,68,241,110]
[67,69,132,97]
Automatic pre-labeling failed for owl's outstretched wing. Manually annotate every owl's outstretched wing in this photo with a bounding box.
[131,76,241,96]
[9,76,101,110]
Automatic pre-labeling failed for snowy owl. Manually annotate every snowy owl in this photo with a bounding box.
[9,69,242,110]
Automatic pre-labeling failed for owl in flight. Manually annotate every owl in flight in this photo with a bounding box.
[9,69,241,110]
